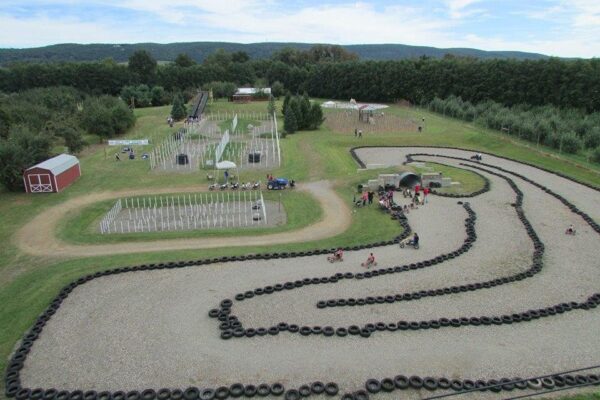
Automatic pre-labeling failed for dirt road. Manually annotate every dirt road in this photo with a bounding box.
[15,181,350,258]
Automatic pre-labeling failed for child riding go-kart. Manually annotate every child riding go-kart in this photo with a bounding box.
[361,253,377,268]
[327,248,344,263]
[400,232,420,249]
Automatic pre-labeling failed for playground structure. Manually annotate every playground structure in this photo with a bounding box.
[99,191,271,234]
[324,108,419,134]
[149,112,281,173]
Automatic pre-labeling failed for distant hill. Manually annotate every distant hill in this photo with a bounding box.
[0,42,550,65]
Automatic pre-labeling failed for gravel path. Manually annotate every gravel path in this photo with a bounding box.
[18,148,600,399]
[14,181,349,258]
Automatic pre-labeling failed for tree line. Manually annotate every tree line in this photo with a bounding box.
[0,86,135,191]
[282,93,324,134]
[428,96,600,162]
[2,50,599,112]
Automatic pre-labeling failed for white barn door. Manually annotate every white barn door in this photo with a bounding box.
[28,174,53,192]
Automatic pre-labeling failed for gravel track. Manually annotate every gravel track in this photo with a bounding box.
[17,148,600,399]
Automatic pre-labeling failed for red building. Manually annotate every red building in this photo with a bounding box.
[23,154,81,193]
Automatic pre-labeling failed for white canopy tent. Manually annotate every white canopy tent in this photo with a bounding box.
[216,161,237,169]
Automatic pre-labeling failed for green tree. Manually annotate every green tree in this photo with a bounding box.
[150,86,167,106]
[0,108,11,139]
[284,106,298,134]
[282,91,291,117]
[308,102,324,130]
[171,92,187,120]
[267,95,276,115]
[62,126,86,153]
[128,50,157,82]
[299,93,311,129]
[174,53,195,68]
[231,51,250,63]
[0,126,52,191]
[271,81,285,98]
[591,146,600,163]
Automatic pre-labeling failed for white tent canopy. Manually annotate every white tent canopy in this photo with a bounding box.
[216,160,237,170]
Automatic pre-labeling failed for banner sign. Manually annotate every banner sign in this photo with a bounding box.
[215,130,230,163]
[108,139,149,146]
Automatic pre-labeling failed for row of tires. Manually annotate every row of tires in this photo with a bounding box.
[6,153,599,399]
[336,373,600,399]
[6,382,340,400]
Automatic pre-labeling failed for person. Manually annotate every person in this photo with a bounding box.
[224,170,229,182]
[290,179,296,188]
[409,232,419,247]
[358,130,362,138]
[414,183,420,193]
[354,128,358,137]
[565,224,576,235]
[362,191,368,206]
[423,187,429,203]
[368,191,374,204]
[115,153,120,161]
[403,204,409,214]
[334,248,343,260]
[362,253,376,268]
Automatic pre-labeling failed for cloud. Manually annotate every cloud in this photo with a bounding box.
[0,1,599,57]
[443,0,483,19]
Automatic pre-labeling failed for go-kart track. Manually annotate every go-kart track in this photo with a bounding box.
[8,147,600,400]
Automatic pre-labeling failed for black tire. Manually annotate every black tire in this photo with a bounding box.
[214,387,229,400]
[141,390,156,400]
[184,387,199,400]
[113,392,127,400]
[31,389,46,400]
[381,378,395,392]
[298,386,311,397]
[394,375,409,389]
[229,384,244,398]
[423,377,438,391]
[199,389,215,400]
[324,383,339,396]
[240,386,255,398]
[310,382,325,395]
[409,376,423,389]
[157,390,170,400]
[365,379,381,394]
[256,385,270,397]
[70,391,85,400]
[43,390,59,400]
[438,378,451,390]
[126,391,141,400]
[450,380,463,391]
[340,395,354,400]
[354,390,369,400]
[270,383,285,396]
[97,392,111,400]
[284,390,299,400]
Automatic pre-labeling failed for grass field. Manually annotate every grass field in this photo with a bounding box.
[0,98,599,399]
[56,189,322,244]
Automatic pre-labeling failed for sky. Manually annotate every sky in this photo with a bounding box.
[0,0,599,57]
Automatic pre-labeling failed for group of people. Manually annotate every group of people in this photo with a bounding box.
[401,184,429,213]
[359,190,375,206]
[184,116,200,126]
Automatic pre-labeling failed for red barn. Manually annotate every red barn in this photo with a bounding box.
[23,154,81,193]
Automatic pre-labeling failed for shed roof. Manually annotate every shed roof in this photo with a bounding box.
[26,154,79,175]
[235,87,271,95]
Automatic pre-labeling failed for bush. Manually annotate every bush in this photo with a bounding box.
[591,147,600,163]
[170,92,187,120]
[80,96,135,137]
[560,131,582,154]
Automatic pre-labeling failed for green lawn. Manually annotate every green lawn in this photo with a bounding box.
[0,98,599,399]
[412,162,488,195]
[57,190,322,244]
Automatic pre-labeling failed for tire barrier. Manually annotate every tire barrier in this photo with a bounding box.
[6,149,600,399]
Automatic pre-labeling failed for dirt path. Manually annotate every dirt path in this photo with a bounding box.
[15,181,350,258]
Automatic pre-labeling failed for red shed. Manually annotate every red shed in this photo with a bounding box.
[23,154,81,193]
